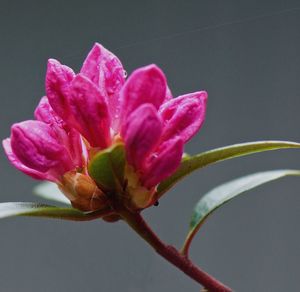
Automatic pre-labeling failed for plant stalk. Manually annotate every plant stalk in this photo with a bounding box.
[119,209,232,292]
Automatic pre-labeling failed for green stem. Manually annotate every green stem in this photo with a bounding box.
[119,209,232,292]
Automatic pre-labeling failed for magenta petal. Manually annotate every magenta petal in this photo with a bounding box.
[123,104,162,170]
[159,91,207,143]
[81,43,125,132]
[34,96,63,126]
[142,137,183,188]
[165,86,173,101]
[2,138,56,181]
[80,43,103,84]
[120,64,167,123]
[10,120,72,176]
[35,96,54,123]
[80,43,125,93]
[45,59,75,122]
[69,74,111,148]
[35,96,83,168]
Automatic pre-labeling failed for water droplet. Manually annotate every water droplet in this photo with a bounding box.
[123,70,127,78]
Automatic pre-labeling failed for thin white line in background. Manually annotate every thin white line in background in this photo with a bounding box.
[62,6,300,61]
[116,6,300,50]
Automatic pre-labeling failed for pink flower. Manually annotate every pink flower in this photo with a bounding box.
[3,42,207,210]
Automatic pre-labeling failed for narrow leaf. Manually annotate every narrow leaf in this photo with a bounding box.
[88,143,126,192]
[157,141,300,197]
[181,169,300,255]
[33,182,71,205]
[0,202,110,221]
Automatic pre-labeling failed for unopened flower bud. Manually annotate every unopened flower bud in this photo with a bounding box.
[59,171,108,212]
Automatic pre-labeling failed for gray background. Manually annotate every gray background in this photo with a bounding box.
[0,0,300,291]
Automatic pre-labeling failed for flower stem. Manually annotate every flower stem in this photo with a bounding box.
[119,209,232,292]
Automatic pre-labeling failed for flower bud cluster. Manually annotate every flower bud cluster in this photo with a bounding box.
[3,43,207,212]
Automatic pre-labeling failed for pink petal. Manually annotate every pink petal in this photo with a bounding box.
[66,129,84,168]
[81,43,125,132]
[165,86,173,101]
[159,91,207,143]
[10,120,72,176]
[35,96,83,167]
[2,138,56,181]
[34,96,64,126]
[69,74,111,148]
[45,59,75,123]
[120,64,167,124]
[123,104,162,170]
[81,43,125,94]
[142,137,184,188]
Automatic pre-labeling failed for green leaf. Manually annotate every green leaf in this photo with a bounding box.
[157,140,300,198]
[33,182,71,205]
[0,202,110,221]
[88,143,126,192]
[181,169,300,255]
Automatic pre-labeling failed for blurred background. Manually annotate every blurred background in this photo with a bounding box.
[0,0,300,291]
